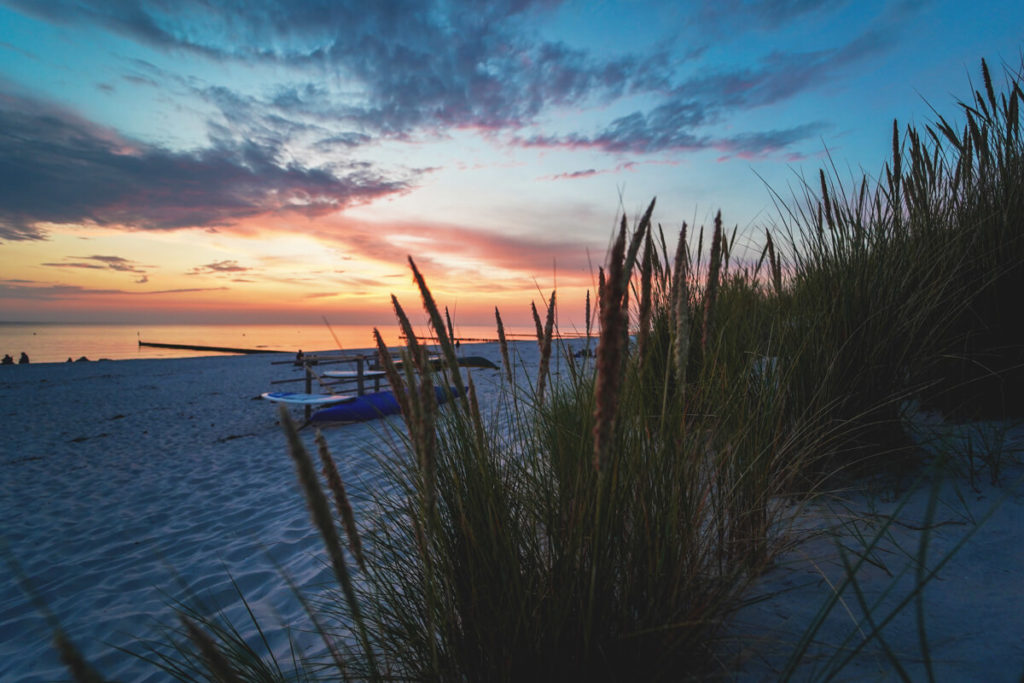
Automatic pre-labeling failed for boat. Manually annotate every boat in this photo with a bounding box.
[309,385,462,423]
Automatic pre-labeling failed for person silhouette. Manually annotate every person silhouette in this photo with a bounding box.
[2,354,12,365]
[18,352,29,364]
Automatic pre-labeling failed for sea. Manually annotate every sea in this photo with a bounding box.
[0,322,535,365]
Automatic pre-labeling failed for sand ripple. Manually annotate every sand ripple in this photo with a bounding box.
[0,349,512,681]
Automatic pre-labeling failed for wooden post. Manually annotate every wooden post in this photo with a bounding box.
[304,362,312,422]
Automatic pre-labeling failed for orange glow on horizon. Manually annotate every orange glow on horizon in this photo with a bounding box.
[1,206,604,326]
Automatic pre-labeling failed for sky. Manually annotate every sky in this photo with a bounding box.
[0,0,1021,328]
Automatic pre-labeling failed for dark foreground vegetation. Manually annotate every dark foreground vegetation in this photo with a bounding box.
[57,60,1023,681]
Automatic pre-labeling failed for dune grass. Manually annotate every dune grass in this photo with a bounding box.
[346,210,825,681]
[769,58,1024,475]
[47,59,1024,681]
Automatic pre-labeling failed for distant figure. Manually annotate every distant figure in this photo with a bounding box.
[67,357,73,363]
[18,352,29,365]
[1,354,12,365]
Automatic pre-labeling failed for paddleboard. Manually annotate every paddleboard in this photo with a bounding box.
[322,369,388,379]
[261,391,355,406]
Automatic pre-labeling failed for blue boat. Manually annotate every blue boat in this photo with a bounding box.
[309,385,461,423]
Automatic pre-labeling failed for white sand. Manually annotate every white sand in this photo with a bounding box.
[727,408,1024,680]
[2,345,1022,680]
[0,346,513,681]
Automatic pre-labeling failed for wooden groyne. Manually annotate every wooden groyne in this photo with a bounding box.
[138,340,276,355]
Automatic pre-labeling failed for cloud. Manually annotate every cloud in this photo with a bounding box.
[0,280,229,299]
[714,123,828,160]
[41,262,105,270]
[42,254,152,278]
[0,40,40,61]
[540,161,643,181]
[0,0,920,202]
[549,168,598,180]
[86,255,149,272]
[5,0,673,139]
[0,92,413,240]
[304,214,603,286]
[514,23,890,156]
[675,35,892,113]
[187,259,251,275]
[520,100,709,154]
[314,133,374,151]
[695,0,839,31]
[519,118,825,158]
[1,0,216,55]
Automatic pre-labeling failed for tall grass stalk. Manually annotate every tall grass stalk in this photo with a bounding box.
[54,629,106,683]
[409,256,467,407]
[536,290,556,404]
[672,221,690,388]
[495,307,514,385]
[280,406,380,680]
[701,211,723,353]
[180,616,244,683]
[592,217,628,474]
[316,430,365,571]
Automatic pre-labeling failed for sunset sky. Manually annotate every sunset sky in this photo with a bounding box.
[1,0,1021,327]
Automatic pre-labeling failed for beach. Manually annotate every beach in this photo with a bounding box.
[2,345,1023,680]
[0,346,508,681]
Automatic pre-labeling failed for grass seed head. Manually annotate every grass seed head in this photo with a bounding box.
[593,216,628,472]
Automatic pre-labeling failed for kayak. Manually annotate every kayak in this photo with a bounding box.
[310,385,462,423]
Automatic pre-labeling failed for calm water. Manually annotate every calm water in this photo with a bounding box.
[0,322,532,364]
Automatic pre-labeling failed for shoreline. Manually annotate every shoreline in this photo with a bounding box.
[0,321,542,365]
